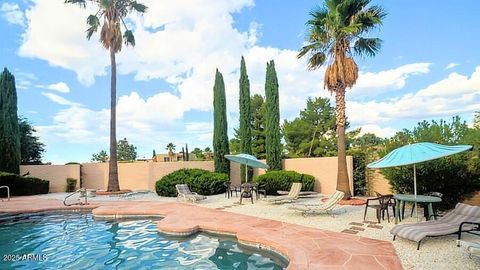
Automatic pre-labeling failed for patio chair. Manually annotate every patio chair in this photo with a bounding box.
[266,182,302,204]
[175,184,206,203]
[364,194,395,223]
[224,182,239,198]
[391,203,480,250]
[289,190,345,217]
[240,183,254,204]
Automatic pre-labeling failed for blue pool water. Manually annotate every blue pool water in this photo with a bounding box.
[0,212,288,269]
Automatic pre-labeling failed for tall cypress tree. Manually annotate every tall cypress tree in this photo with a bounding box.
[239,56,252,182]
[185,144,189,161]
[0,68,21,174]
[264,61,282,170]
[213,69,230,174]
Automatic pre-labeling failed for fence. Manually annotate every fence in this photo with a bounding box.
[20,156,353,195]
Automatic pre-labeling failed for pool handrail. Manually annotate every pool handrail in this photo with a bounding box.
[64,188,88,206]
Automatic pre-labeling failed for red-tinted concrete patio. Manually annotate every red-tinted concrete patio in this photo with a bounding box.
[0,196,403,270]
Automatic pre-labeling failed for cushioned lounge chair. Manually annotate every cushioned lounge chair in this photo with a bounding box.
[391,203,480,250]
[266,182,302,204]
[289,190,345,217]
[458,240,480,259]
[175,184,206,203]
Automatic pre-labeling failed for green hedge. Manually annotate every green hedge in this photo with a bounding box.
[155,168,228,197]
[66,178,77,192]
[253,171,315,195]
[0,171,49,197]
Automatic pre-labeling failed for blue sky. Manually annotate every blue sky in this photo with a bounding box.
[1,0,479,164]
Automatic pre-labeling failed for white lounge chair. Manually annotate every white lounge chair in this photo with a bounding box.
[289,190,345,216]
[458,240,480,259]
[266,183,302,204]
[175,184,206,203]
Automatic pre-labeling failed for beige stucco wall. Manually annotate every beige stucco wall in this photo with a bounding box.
[367,169,480,206]
[20,157,354,195]
[230,156,353,195]
[82,161,215,191]
[20,165,80,193]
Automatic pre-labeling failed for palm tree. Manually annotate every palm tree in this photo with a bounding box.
[65,0,147,192]
[298,0,386,198]
[165,143,176,162]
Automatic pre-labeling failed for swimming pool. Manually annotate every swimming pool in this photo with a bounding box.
[0,212,288,269]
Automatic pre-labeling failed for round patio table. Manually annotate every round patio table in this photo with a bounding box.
[393,194,442,224]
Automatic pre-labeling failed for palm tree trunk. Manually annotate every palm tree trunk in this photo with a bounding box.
[335,86,351,198]
[107,48,119,192]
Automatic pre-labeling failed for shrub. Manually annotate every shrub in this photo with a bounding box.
[0,171,49,197]
[66,178,77,192]
[381,117,480,209]
[253,171,315,195]
[155,168,228,197]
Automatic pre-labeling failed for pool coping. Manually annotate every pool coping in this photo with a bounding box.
[0,197,404,270]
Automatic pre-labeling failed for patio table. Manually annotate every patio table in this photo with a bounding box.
[394,194,442,224]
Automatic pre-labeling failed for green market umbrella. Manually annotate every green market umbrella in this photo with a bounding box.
[225,154,269,183]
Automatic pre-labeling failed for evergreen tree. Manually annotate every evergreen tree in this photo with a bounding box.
[264,61,282,170]
[117,138,137,161]
[181,147,185,161]
[19,117,45,165]
[92,150,109,162]
[213,69,230,174]
[239,56,252,181]
[251,94,267,159]
[152,149,156,158]
[185,144,189,161]
[0,68,21,173]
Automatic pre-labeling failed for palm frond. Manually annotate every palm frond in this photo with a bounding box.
[352,5,386,34]
[338,0,370,24]
[353,37,381,57]
[64,0,87,8]
[129,1,147,13]
[307,52,327,71]
[100,0,110,9]
[123,30,135,47]
[86,14,100,40]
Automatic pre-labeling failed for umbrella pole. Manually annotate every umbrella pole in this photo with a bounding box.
[414,164,418,221]
[245,164,248,183]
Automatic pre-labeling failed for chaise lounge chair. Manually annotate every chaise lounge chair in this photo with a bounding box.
[391,203,480,250]
[266,182,302,204]
[458,240,480,259]
[175,184,207,203]
[289,190,345,217]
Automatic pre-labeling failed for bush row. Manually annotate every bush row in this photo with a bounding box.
[0,171,49,196]
[155,168,228,197]
[253,170,315,195]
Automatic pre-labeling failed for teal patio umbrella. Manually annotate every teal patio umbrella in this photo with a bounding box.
[367,142,472,218]
[225,154,269,183]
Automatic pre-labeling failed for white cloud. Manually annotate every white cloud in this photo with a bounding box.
[36,82,70,93]
[358,124,397,138]
[350,63,431,97]
[1,2,25,27]
[418,67,480,97]
[445,63,459,70]
[46,82,70,93]
[41,92,82,107]
[347,67,480,126]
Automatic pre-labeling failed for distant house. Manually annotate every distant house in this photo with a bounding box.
[152,152,197,162]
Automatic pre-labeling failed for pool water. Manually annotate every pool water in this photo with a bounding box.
[0,212,287,269]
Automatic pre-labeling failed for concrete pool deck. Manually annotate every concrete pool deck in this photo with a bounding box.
[0,196,403,270]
